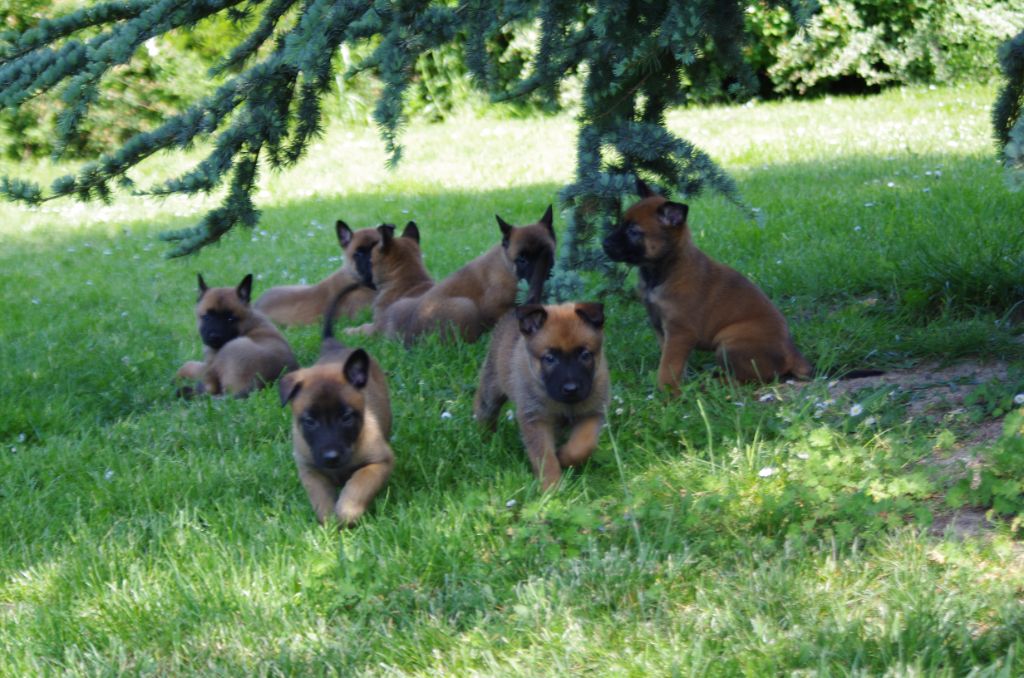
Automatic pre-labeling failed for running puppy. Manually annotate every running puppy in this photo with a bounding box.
[176,274,298,397]
[367,207,557,345]
[279,289,395,527]
[602,179,812,393]
[254,220,379,325]
[475,303,609,490]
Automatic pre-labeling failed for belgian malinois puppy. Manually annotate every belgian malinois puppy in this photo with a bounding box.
[254,220,379,325]
[602,179,812,393]
[279,291,395,527]
[362,207,557,345]
[344,221,435,337]
[176,273,299,397]
[475,302,610,490]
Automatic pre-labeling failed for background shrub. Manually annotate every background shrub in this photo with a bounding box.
[750,0,1024,95]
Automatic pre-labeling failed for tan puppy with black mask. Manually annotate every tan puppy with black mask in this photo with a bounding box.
[344,221,435,337]
[254,220,379,325]
[176,274,298,397]
[475,303,609,490]
[350,208,557,345]
[279,291,394,527]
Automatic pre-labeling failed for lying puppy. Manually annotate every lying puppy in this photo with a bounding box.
[475,303,609,490]
[279,288,395,527]
[254,220,379,325]
[344,221,435,337]
[602,179,812,392]
[176,273,298,397]
[351,207,557,345]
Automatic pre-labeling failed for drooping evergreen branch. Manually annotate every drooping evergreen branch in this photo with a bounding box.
[0,0,812,258]
[993,28,1024,190]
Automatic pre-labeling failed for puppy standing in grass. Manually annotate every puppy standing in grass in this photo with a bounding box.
[279,289,394,527]
[602,179,813,393]
[254,220,379,326]
[176,274,298,397]
[349,207,557,345]
[475,303,609,490]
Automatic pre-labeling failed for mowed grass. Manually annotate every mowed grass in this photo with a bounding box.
[2,83,1024,675]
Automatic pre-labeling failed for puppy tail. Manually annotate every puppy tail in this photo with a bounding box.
[322,281,366,340]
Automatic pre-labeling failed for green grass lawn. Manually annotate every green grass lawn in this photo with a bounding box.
[2,83,1024,675]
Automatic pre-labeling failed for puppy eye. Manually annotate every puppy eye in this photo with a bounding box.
[579,349,593,362]
[340,410,355,425]
[515,255,527,266]
[627,224,642,241]
[542,353,557,366]
[300,414,318,430]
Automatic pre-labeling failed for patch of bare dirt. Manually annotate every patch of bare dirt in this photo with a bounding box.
[781,361,1019,539]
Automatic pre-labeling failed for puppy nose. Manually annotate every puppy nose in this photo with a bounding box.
[562,382,579,396]
[322,449,340,465]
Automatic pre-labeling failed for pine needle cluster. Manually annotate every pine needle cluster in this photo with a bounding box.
[0,1,808,258]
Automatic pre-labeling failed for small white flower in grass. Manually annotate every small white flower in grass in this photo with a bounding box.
[103,469,114,481]
[796,452,809,460]
[849,403,864,417]
[864,202,875,208]
[120,311,128,318]
[886,182,895,188]
[864,416,877,426]
[615,407,624,415]
[854,225,862,232]
[506,499,517,509]
[776,259,783,265]
[506,410,514,421]
[758,467,777,478]
[256,273,264,281]
[17,434,25,443]
[31,298,40,305]
[85,280,93,286]
[758,393,775,403]
[440,411,452,420]
[922,188,930,193]
[1014,393,1024,406]
[102,249,112,256]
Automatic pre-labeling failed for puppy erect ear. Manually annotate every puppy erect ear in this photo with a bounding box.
[636,178,656,198]
[575,302,605,330]
[279,372,302,406]
[516,304,548,336]
[496,214,513,247]
[401,221,420,243]
[656,201,689,228]
[539,204,555,239]
[343,349,370,389]
[197,273,209,301]
[336,220,353,248]
[236,273,254,304]
[378,223,396,250]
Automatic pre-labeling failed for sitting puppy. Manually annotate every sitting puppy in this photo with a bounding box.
[254,220,379,325]
[278,291,395,527]
[344,221,435,337]
[602,179,812,393]
[475,303,609,490]
[176,273,299,397]
[351,207,557,345]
